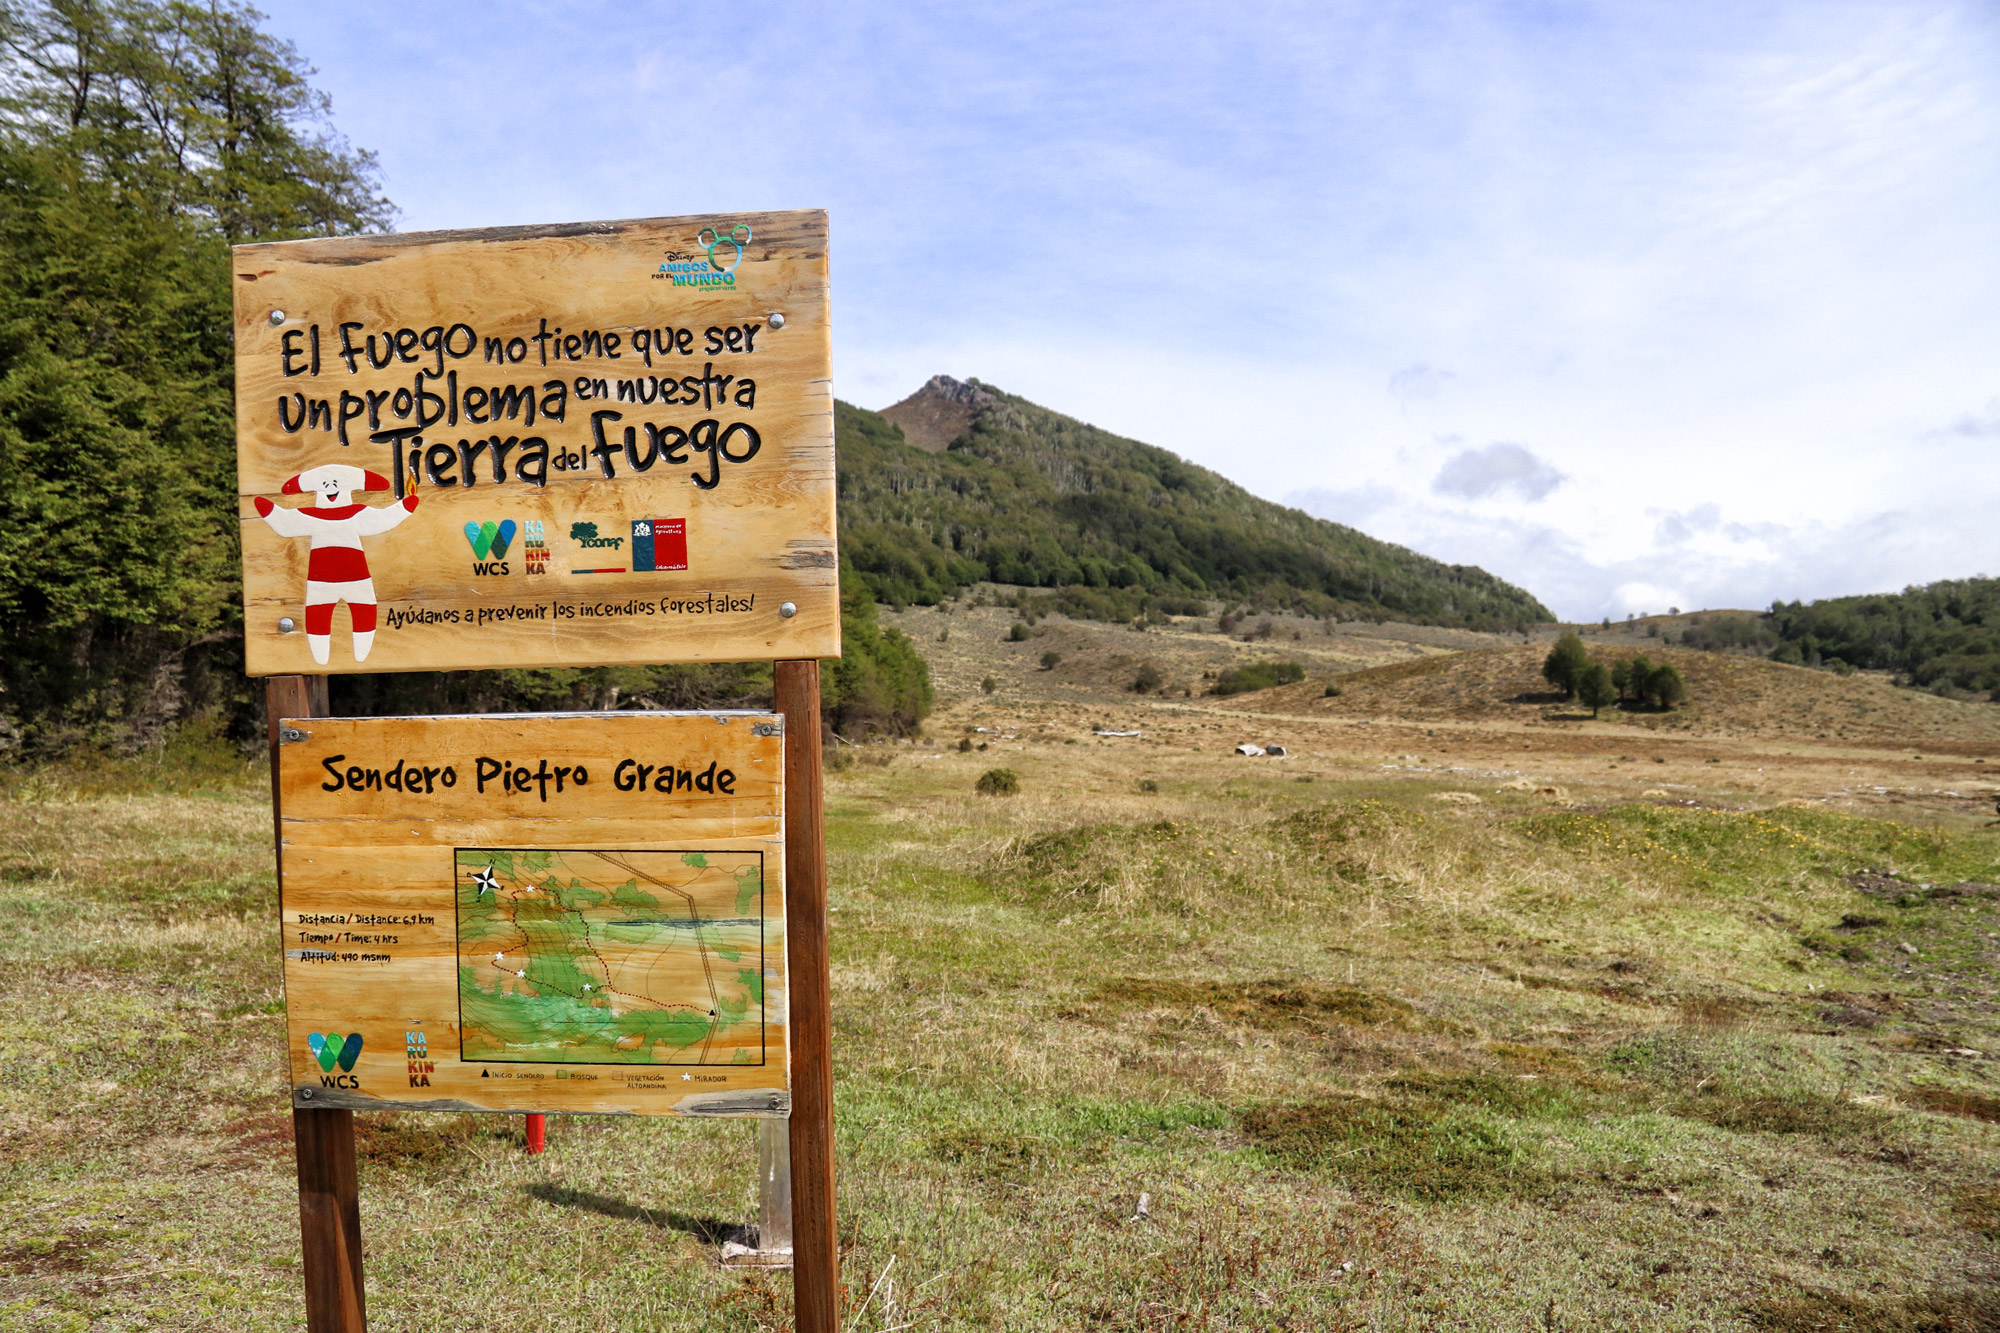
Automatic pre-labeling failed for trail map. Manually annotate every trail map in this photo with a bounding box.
[455,848,767,1065]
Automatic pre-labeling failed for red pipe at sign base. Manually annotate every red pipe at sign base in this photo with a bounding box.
[525,1113,546,1154]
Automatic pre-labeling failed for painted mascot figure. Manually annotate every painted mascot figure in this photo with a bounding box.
[254,463,419,665]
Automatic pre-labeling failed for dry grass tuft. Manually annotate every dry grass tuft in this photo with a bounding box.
[1072,977,1417,1034]
[1906,1085,2000,1123]
[1240,1091,1543,1201]
[1675,1091,1892,1140]
[1749,1286,2000,1332]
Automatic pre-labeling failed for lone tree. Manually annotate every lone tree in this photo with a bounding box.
[1577,662,1617,716]
[1543,631,1590,697]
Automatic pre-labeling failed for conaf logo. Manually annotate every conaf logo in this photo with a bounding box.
[569,521,624,550]
[463,519,517,560]
[308,1031,363,1074]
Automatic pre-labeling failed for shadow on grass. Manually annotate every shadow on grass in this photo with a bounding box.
[524,1182,741,1243]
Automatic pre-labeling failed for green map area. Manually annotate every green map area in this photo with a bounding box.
[455,848,766,1065]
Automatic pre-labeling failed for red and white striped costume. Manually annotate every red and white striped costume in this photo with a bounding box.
[254,464,419,665]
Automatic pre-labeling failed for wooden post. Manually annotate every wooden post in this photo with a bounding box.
[269,675,366,1333]
[776,661,838,1332]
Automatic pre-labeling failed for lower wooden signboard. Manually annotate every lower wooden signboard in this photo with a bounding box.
[275,711,787,1117]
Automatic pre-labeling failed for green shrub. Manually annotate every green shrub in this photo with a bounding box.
[1207,661,1305,696]
[1130,663,1163,693]
[823,570,934,736]
[976,768,1020,795]
[1039,650,1061,670]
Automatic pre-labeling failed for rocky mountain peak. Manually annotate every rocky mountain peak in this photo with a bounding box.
[880,374,996,453]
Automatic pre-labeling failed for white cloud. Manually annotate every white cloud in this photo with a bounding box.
[1431,443,1566,502]
[253,0,2000,621]
[1919,399,2000,441]
[1611,583,1685,617]
[1389,363,1458,407]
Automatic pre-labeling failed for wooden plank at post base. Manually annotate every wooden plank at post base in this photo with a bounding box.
[232,209,836,676]
[277,712,788,1118]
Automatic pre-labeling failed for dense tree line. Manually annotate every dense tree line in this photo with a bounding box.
[1762,579,2000,697]
[835,394,1552,629]
[0,0,390,752]
[0,0,931,755]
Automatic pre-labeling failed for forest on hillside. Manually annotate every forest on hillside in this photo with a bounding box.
[1764,579,2000,698]
[836,392,1553,630]
[0,0,929,755]
[1665,580,2000,702]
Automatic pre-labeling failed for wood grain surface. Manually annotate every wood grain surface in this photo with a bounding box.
[233,210,836,676]
[277,712,787,1116]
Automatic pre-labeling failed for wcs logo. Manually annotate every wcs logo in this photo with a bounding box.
[463,519,516,575]
[308,1031,364,1089]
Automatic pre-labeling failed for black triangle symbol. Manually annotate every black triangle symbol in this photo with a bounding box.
[481,1069,490,1077]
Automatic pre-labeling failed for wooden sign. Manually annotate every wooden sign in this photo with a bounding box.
[232,210,836,676]
[275,711,787,1117]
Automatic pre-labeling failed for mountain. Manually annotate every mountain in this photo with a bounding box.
[837,376,1552,630]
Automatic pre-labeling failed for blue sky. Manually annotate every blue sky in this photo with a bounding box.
[263,0,2000,620]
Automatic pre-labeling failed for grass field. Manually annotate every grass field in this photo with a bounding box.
[5,626,2000,1331]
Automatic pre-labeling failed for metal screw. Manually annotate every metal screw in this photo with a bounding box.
[269,309,286,325]
[278,616,296,633]
[779,601,797,618]
[767,312,786,329]
[299,1088,313,1099]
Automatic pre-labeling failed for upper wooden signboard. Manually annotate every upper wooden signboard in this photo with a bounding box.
[232,210,836,676]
